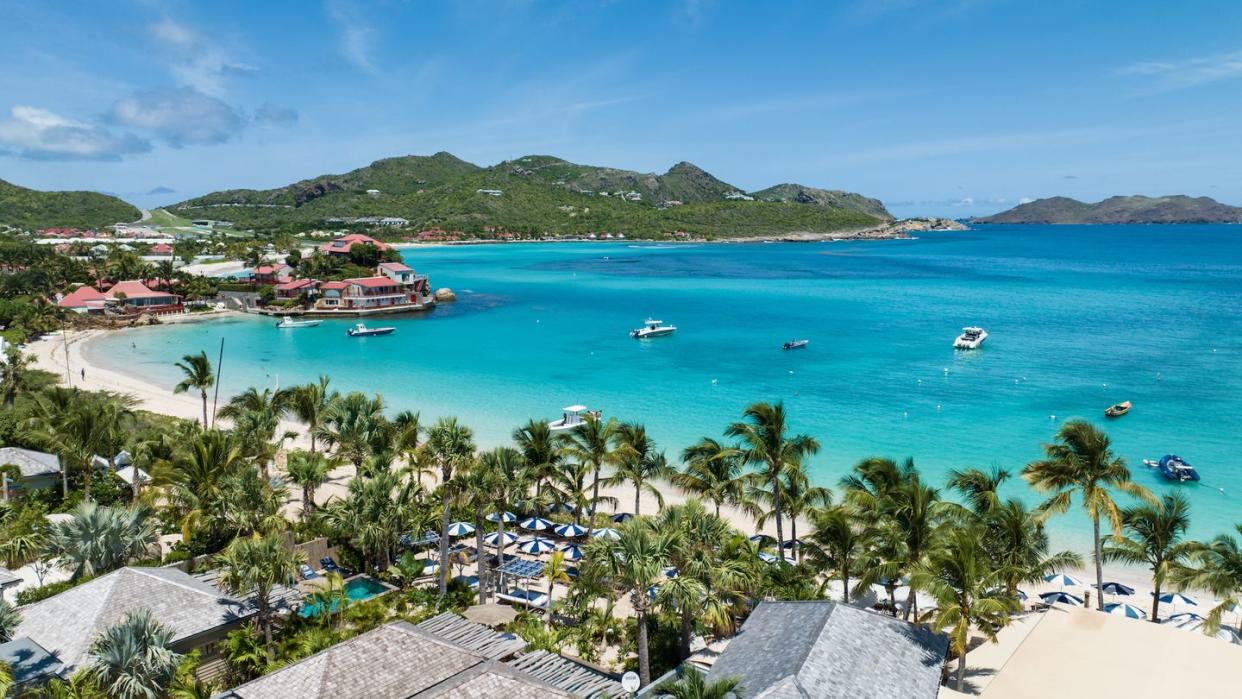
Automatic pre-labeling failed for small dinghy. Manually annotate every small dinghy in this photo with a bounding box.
[782,339,809,350]
[1104,401,1131,418]
[1157,454,1200,482]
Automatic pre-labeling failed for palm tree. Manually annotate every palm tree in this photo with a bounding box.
[726,401,820,547]
[474,446,531,601]
[173,351,215,428]
[513,419,560,511]
[984,499,1082,599]
[314,392,389,475]
[589,518,674,686]
[559,414,618,517]
[1022,419,1153,611]
[289,376,335,453]
[424,417,475,597]
[218,387,292,481]
[543,550,572,627]
[1103,493,1193,621]
[215,532,306,656]
[912,527,1020,691]
[807,505,869,603]
[25,386,80,498]
[945,466,1010,515]
[1173,525,1242,634]
[0,343,34,406]
[285,451,336,523]
[166,429,247,544]
[47,502,157,580]
[675,438,745,517]
[658,666,744,699]
[318,469,417,571]
[0,600,20,642]
[749,463,829,561]
[89,609,183,699]
[604,422,675,515]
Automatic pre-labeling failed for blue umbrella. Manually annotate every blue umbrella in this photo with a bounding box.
[1104,602,1147,619]
[483,531,518,546]
[611,512,634,523]
[590,527,620,540]
[1096,581,1135,596]
[547,503,577,514]
[1016,589,1029,602]
[757,551,780,564]
[1157,592,1197,607]
[749,534,776,545]
[1044,573,1083,589]
[487,511,517,523]
[1166,612,1205,622]
[446,522,475,537]
[781,539,804,550]
[558,543,585,561]
[1040,591,1084,606]
[519,516,553,532]
[554,523,589,538]
[518,537,556,555]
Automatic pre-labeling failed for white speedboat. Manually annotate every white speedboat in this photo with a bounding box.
[549,405,589,431]
[953,326,988,350]
[275,317,322,329]
[631,319,677,339]
[347,323,395,337]
[783,339,809,350]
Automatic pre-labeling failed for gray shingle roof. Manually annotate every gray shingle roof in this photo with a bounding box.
[706,601,948,698]
[13,566,249,676]
[0,447,60,478]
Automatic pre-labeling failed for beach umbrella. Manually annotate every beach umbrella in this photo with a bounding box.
[446,522,475,537]
[487,511,517,523]
[1165,612,1205,623]
[1016,589,1029,602]
[1104,602,1147,619]
[1162,614,1242,644]
[1043,573,1083,589]
[611,512,634,523]
[554,523,589,538]
[590,527,620,540]
[780,538,804,550]
[558,543,585,561]
[1040,591,1084,606]
[483,531,518,547]
[757,551,780,564]
[749,534,776,545]
[1156,592,1197,607]
[518,537,556,555]
[1096,582,1135,596]
[547,503,577,514]
[519,516,554,532]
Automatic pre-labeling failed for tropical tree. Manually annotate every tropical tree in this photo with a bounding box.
[0,599,20,642]
[25,387,85,498]
[726,401,820,547]
[217,387,292,481]
[1173,525,1242,634]
[912,528,1020,691]
[215,532,306,656]
[288,376,335,453]
[1103,493,1193,621]
[806,505,869,603]
[1022,420,1153,610]
[543,550,572,627]
[471,446,531,602]
[285,450,336,523]
[749,464,830,562]
[675,438,745,517]
[165,429,247,545]
[657,666,744,699]
[513,419,560,511]
[88,609,182,699]
[318,469,417,571]
[604,422,675,515]
[314,392,389,475]
[424,417,475,597]
[559,414,618,516]
[46,502,157,580]
[172,351,214,428]
[0,344,34,406]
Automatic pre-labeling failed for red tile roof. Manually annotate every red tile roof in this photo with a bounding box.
[150,243,173,254]
[319,281,349,290]
[378,262,414,272]
[106,280,175,300]
[253,263,290,275]
[346,276,401,289]
[319,233,391,254]
[58,285,106,308]
[275,278,316,291]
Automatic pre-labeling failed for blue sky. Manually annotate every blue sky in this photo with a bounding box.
[2,1,1241,217]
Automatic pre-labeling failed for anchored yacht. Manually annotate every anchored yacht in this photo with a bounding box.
[953,326,988,350]
[631,319,677,339]
[549,405,590,431]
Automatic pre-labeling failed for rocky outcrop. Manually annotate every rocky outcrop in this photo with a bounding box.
[434,288,456,302]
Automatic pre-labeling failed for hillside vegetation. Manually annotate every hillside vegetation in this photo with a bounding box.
[0,179,141,230]
[975,195,1242,224]
[170,152,890,238]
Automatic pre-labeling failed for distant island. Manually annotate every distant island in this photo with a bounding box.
[974,195,1242,225]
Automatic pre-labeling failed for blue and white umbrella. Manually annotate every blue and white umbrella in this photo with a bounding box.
[518,537,556,555]
[590,527,620,540]
[749,533,776,545]
[1104,602,1147,619]
[519,516,554,532]
[446,522,475,537]
[483,531,518,547]
[1016,589,1029,602]
[757,551,780,564]
[558,543,585,561]
[1157,592,1197,607]
[611,512,634,523]
[547,502,577,514]
[1040,591,1083,606]
[1166,612,1205,622]
[487,511,517,523]
[554,523,589,538]
[1096,581,1135,596]
[1044,572,1083,589]
[781,539,804,550]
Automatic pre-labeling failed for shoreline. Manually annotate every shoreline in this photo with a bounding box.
[26,320,1213,613]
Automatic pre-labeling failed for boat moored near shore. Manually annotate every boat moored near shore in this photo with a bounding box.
[954,326,988,350]
[347,322,395,337]
[549,405,591,431]
[1105,401,1132,418]
[631,319,677,339]
[275,317,323,329]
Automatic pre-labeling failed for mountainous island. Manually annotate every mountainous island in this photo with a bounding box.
[0,179,141,230]
[975,195,1242,225]
[166,152,898,240]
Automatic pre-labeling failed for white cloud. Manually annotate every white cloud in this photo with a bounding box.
[148,18,256,96]
[1018,197,1034,204]
[110,88,244,147]
[326,1,378,73]
[1114,50,1242,91]
[149,18,196,48]
[0,105,149,160]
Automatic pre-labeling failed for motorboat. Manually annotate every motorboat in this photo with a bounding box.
[549,405,590,431]
[347,323,395,337]
[1104,401,1131,418]
[954,326,988,350]
[1158,454,1200,482]
[631,319,677,339]
[275,317,322,329]
[782,339,809,350]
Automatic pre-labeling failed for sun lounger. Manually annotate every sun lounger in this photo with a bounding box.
[299,564,320,580]
[452,575,480,590]
[496,587,550,608]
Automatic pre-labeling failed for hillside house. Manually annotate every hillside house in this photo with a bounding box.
[320,233,392,256]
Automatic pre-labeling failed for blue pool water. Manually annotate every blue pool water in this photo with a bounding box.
[87,225,1242,550]
[298,575,390,617]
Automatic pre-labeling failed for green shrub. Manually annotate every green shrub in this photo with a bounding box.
[16,579,75,605]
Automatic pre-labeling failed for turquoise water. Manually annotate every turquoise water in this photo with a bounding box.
[88,225,1242,549]
[298,575,390,617]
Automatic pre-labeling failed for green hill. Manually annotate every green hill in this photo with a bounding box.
[0,179,141,230]
[751,183,891,220]
[974,195,1242,224]
[169,152,890,238]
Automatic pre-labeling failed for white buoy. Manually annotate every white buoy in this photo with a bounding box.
[936,404,942,411]
[903,411,908,419]
[711,378,718,385]
[1050,414,1057,420]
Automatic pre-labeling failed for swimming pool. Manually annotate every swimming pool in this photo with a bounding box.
[298,575,392,618]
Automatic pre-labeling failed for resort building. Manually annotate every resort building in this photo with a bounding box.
[275,277,319,300]
[4,567,256,683]
[705,601,948,698]
[148,242,174,256]
[377,261,427,289]
[252,263,292,285]
[0,447,61,500]
[315,276,408,311]
[102,280,182,314]
[56,284,108,313]
[319,233,392,256]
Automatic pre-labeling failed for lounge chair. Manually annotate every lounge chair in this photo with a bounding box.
[299,564,320,580]
[320,556,351,576]
[496,587,550,608]
[419,559,440,576]
[452,575,480,590]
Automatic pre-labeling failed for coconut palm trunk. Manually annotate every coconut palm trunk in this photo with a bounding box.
[1093,515,1105,611]
[474,503,488,603]
[200,389,208,429]
[439,488,451,597]
[635,599,652,686]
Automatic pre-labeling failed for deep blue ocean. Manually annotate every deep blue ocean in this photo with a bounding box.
[87,225,1242,550]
